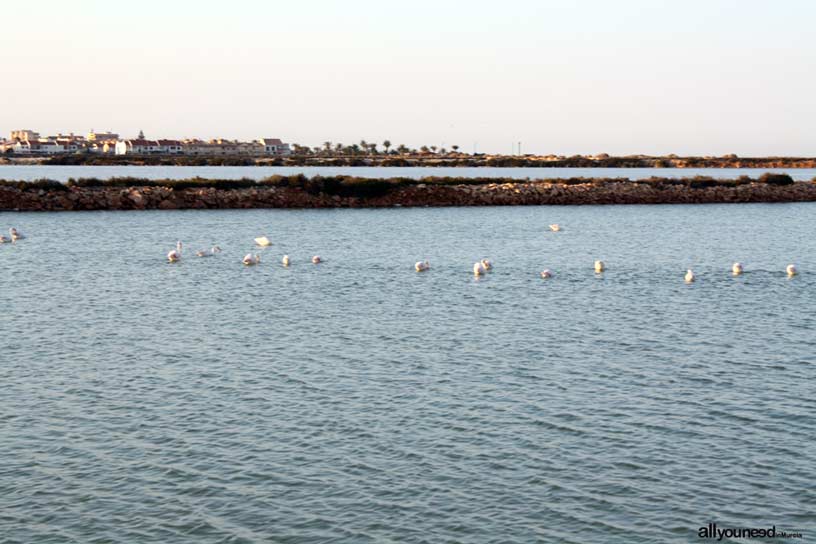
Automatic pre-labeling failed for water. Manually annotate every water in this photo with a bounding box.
[1,203,814,543]
[1,164,815,182]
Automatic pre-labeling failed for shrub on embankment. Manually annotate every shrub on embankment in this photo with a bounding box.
[757,173,794,185]
[0,178,70,191]
[1,173,813,211]
[0,173,803,196]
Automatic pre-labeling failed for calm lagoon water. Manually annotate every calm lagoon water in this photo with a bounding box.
[1,164,815,182]
[1,203,814,543]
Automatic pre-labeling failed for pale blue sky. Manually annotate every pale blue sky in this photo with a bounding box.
[1,0,813,154]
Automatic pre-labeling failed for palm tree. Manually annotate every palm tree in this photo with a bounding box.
[397,144,409,155]
[452,145,459,153]
[335,143,343,154]
[368,143,377,154]
[323,141,332,154]
[383,140,391,154]
[430,145,437,154]
[359,140,368,155]
[292,144,309,155]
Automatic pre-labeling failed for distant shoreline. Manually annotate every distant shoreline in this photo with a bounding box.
[2,154,816,169]
[1,174,814,211]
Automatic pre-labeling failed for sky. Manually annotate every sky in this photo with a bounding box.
[1,0,814,155]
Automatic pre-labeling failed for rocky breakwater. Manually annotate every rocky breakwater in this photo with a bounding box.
[1,175,815,211]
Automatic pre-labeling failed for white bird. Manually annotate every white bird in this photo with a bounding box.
[481,259,493,271]
[243,253,261,266]
[594,260,605,273]
[474,261,487,276]
[167,241,182,263]
[685,269,695,283]
[196,246,221,257]
[282,255,291,267]
[732,262,743,275]
[540,269,552,279]
[549,224,561,232]
[415,260,430,272]
[787,264,798,277]
[254,236,272,247]
[312,255,322,264]
[9,228,24,241]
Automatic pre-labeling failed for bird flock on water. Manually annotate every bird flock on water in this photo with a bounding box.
[158,227,801,281]
[164,235,321,268]
[1,226,802,280]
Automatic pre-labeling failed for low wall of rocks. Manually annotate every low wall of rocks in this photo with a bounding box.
[2,180,816,211]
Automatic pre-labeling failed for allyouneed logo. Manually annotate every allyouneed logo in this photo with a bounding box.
[698,523,803,540]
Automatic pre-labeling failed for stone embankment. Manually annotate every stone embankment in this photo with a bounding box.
[2,178,816,211]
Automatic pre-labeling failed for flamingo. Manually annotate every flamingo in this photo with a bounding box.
[732,262,744,275]
[473,261,487,276]
[282,255,291,267]
[549,224,561,232]
[685,269,695,283]
[9,228,24,241]
[540,269,552,279]
[481,259,493,271]
[787,264,798,277]
[167,241,182,263]
[243,253,261,266]
[255,236,272,247]
[0,235,8,243]
[415,260,430,272]
[594,260,605,273]
[196,246,221,257]
[312,255,322,264]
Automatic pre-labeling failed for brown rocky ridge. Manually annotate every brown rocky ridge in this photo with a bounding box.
[1,174,813,211]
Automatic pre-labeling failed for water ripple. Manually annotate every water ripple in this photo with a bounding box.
[1,203,814,543]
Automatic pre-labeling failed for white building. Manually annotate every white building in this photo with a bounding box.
[115,139,184,155]
[116,139,154,154]
[55,139,82,153]
[258,138,292,156]
[157,139,184,154]
[13,140,65,154]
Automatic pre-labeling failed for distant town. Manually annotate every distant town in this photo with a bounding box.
[0,129,486,159]
[0,128,567,159]
[1,129,815,170]
[0,129,293,157]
